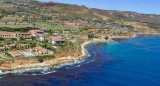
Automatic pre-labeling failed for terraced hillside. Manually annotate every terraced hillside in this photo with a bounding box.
[0,0,160,32]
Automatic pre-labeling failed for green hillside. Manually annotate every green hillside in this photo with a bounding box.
[0,0,160,32]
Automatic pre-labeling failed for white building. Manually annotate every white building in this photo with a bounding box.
[31,47,53,56]
[9,51,23,57]
[49,37,66,45]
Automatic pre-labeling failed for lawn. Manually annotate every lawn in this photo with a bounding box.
[36,23,78,31]
[0,25,33,28]
[2,15,23,20]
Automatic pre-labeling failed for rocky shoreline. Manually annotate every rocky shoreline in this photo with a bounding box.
[0,32,139,73]
[0,39,106,73]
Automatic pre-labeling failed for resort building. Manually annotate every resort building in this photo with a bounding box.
[53,31,60,35]
[63,22,84,29]
[29,30,44,36]
[14,33,31,39]
[53,31,60,34]
[71,31,79,33]
[0,47,6,51]
[29,30,46,41]
[9,51,23,57]
[35,34,47,41]
[49,37,66,45]
[5,44,16,49]
[31,47,53,56]
[18,44,30,48]
[0,32,14,39]
[63,31,71,34]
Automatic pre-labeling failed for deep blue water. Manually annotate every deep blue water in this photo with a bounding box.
[0,34,160,86]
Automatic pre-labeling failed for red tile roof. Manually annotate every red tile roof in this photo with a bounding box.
[0,32,14,35]
[15,32,31,35]
[0,47,5,49]
[0,32,14,38]
[6,44,16,47]
[50,37,65,41]
[10,51,22,56]
[32,47,47,51]
[29,30,43,33]
[19,44,30,46]
[36,34,46,37]
[88,29,99,31]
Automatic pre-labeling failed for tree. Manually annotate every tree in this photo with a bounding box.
[30,43,36,47]
[31,36,36,40]
[42,44,47,48]
[20,37,25,41]
[11,38,17,41]
[37,58,43,63]
[0,37,5,41]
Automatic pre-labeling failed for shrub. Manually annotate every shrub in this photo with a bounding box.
[35,55,55,62]
[37,58,43,63]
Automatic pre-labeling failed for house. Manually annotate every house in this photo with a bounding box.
[5,44,16,49]
[49,37,66,45]
[29,30,44,36]
[36,34,47,41]
[18,44,30,48]
[14,32,31,39]
[0,47,6,51]
[0,32,15,39]
[29,30,46,41]
[71,31,79,33]
[31,47,53,56]
[53,31,60,34]
[88,29,99,33]
[63,22,84,29]
[53,31,60,35]
[63,31,71,34]
[9,51,23,57]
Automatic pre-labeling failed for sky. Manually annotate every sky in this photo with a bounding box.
[37,0,159,15]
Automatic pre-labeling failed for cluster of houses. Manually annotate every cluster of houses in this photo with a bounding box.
[54,21,85,29]
[62,22,85,29]
[52,30,79,35]
[0,43,53,57]
[9,47,53,57]
[0,44,30,52]
[0,32,31,39]
[0,30,66,45]
[0,30,68,58]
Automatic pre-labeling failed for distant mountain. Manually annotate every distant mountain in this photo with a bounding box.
[91,8,160,24]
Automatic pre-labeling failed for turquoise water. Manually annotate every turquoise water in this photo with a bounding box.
[0,34,160,86]
[101,35,160,86]
[25,53,32,57]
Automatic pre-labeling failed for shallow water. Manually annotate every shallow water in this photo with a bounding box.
[0,34,160,86]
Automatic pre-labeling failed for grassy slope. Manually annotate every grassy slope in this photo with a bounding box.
[0,1,160,31]
[0,25,32,28]
[35,23,79,31]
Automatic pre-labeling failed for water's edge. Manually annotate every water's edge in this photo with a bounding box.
[0,39,107,74]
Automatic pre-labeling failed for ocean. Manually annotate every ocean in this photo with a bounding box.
[0,34,160,86]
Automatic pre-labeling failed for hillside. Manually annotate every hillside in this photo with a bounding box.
[0,0,160,33]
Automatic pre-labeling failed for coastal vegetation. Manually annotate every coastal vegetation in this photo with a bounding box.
[0,0,159,72]
[0,0,159,33]
[0,27,37,32]
[35,55,55,63]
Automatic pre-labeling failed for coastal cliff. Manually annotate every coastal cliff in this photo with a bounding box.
[0,39,99,72]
